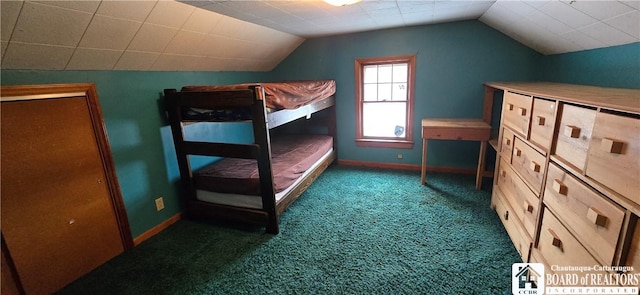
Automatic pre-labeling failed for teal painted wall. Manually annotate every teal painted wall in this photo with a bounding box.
[1,70,263,237]
[538,42,640,89]
[5,21,634,239]
[270,20,541,168]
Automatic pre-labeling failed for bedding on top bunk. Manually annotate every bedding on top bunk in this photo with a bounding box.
[181,79,336,110]
[193,134,333,196]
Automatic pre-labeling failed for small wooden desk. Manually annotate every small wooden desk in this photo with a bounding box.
[421,118,491,189]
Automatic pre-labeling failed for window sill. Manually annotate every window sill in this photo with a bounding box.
[355,138,414,149]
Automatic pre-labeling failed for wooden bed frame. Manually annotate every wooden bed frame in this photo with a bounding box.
[164,85,336,234]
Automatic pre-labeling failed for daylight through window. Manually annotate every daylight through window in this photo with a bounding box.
[355,55,415,149]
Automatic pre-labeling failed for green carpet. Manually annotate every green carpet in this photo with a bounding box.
[58,165,520,294]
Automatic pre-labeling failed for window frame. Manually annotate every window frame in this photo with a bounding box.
[354,55,415,149]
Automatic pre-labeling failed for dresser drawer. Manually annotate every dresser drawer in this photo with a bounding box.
[544,163,625,265]
[497,158,539,239]
[492,187,532,261]
[529,249,551,272]
[537,208,599,268]
[586,112,640,205]
[512,138,546,195]
[530,98,556,153]
[553,104,596,173]
[502,91,532,139]
[500,127,516,163]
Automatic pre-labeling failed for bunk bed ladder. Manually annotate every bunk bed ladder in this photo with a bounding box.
[249,86,279,234]
[164,89,198,206]
[163,88,280,234]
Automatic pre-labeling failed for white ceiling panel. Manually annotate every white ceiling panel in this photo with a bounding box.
[561,29,607,51]
[568,0,636,20]
[622,0,640,9]
[126,23,179,53]
[181,8,224,34]
[151,54,200,71]
[480,0,638,54]
[95,0,156,22]
[33,0,100,13]
[66,48,123,70]
[3,42,74,69]
[79,15,142,50]
[580,21,637,46]
[145,0,195,29]
[1,1,23,41]
[538,1,598,29]
[605,10,640,39]
[164,30,207,55]
[1,41,9,60]
[1,0,638,71]
[114,51,160,71]
[11,2,93,46]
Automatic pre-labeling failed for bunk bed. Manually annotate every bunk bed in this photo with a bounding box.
[164,80,336,234]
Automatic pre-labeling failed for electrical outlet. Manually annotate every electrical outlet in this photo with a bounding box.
[397,153,403,159]
[155,197,165,211]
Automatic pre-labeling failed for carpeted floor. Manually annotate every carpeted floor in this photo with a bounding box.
[58,165,520,295]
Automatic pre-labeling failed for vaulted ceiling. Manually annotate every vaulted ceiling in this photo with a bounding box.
[1,1,638,72]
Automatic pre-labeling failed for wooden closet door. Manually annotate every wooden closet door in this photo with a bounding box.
[1,85,131,294]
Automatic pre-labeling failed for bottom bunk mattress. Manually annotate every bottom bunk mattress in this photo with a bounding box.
[193,134,333,208]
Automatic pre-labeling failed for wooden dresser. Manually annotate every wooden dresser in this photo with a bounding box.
[486,82,640,276]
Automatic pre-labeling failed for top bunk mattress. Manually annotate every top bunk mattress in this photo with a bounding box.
[193,134,333,196]
[181,80,336,110]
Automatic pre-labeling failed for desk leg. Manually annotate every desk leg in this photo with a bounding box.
[475,140,487,189]
[421,138,427,185]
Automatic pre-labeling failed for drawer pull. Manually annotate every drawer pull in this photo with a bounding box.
[504,211,509,220]
[524,201,534,213]
[600,137,623,154]
[503,138,511,147]
[552,179,568,195]
[564,125,581,138]
[530,161,541,172]
[536,116,546,126]
[519,107,527,116]
[548,228,563,249]
[508,103,514,111]
[514,148,522,157]
[587,207,608,227]
[500,170,507,178]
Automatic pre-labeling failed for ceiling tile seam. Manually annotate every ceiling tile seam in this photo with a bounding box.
[263,1,305,23]
[5,40,78,58]
[565,9,639,35]
[1,1,25,66]
[151,3,203,71]
[522,1,596,35]
[620,1,640,10]
[557,30,604,52]
[93,9,146,25]
[568,1,637,23]
[499,1,585,54]
[362,2,403,26]
[478,9,557,55]
[587,12,639,41]
[181,12,224,36]
[112,0,162,71]
[578,20,638,46]
[63,2,102,70]
[30,0,99,14]
[537,3,637,46]
[202,10,227,37]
